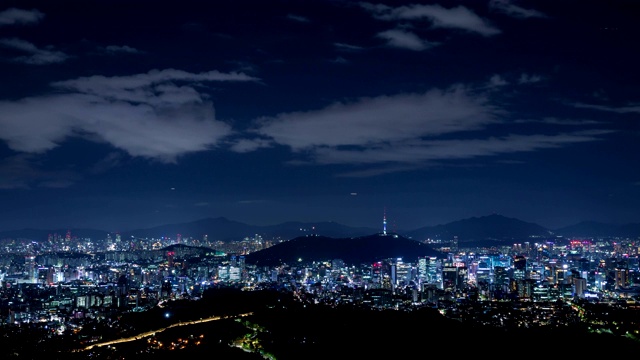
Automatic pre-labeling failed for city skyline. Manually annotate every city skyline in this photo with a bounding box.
[1,0,639,232]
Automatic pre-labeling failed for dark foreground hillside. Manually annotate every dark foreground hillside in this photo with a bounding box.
[4,288,639,359]
[249,304,640,358]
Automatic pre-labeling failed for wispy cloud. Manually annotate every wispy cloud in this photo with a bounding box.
[376,29,438,51]
[245,84,612,175]
[518,73,543,84]
[330,56,348,64]
[489,0,547,19]
[0,69,259,162]
[334,42,365,51]
[0,8,44,26]
[286,14,309,23]
[103,45,142,55]
[572,102,640,114]
[515,117,603,126]
[253,85,498,151]
[309,130,613,166]
[90,152,125,174]
[0,37,69,64]
[488,74,509,87]
[229,138,273,153]
[53,68,257,100]
[362,2,501,36]
[335,164,424,178]
[484,72,544,88]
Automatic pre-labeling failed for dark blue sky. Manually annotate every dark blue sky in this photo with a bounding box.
[0,0,639,232]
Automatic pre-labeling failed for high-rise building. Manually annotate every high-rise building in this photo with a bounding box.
[371,261,383,287]
[395,258,411,288]
[229,266,241,281]
[494,266,509,286]
[442,266,459,291]
[615,267,629,289]
[513,255,527,280]
[514,255,527,271]
[573,277,587,298]
[24,255,36,282]
[418,257,428,284]
[428,257,439,285]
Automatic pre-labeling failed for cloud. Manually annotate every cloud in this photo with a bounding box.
[247,84,612,174]
[0,69,259,162]
[362,2,501,36]
[376,29,438,51]
[310,130,613,166]
[0,8,44,26]
[334,42,365,51]
[515,117,603,126]
[253,86,498,151]
[330,56,348,64]
[488,74,509,87]
[572,103,640,114]
[484,73,543,89]
[518,73,543,84]
[90,152,125,174]
[489,0,547,19]
[103,45,142,54]
[286,14,309,23]
[229,138,273,153]
[53,68,258,100]
[0,37,69,64]
[0,154,81,189]
[336,164,424,178]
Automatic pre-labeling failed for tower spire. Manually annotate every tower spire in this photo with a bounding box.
[383,207,387,236]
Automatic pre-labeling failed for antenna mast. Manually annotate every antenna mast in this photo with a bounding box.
[383,207,387,236]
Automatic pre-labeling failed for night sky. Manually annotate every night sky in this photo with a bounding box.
[0,0,639,232]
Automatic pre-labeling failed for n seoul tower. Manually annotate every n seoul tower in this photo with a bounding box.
[383,207,387,236]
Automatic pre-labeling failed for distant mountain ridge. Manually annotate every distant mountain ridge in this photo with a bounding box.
[1,214,639,243]
[403,214,552,243]
[0,217,379,243]
[118,217,379,242]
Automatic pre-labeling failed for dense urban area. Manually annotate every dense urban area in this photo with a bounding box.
[1,227,640,358]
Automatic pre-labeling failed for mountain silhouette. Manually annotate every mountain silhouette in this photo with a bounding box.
[244,233,443,267]
[404,214,552,243]
[2,214,639,244]
[120,217,379,242]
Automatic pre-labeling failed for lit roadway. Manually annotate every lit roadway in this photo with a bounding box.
[80,312,253,351]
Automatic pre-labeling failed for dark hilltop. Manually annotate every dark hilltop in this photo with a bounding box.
[244,233,443,267]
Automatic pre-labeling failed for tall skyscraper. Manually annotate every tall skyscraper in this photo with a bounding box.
[418,257,428,284]
[513,255,527,280]
[442,266,459,291]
